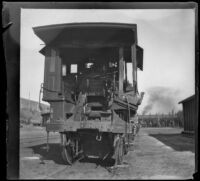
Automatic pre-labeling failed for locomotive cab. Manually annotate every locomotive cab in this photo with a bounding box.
[34,23,144,165]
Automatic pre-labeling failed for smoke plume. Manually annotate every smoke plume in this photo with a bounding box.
[142,86,181,115]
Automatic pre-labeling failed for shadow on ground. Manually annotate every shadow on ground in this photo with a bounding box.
[79,157,115,167]
[29,143,66,165]
[29,143,115,166]
[149,134,194,153]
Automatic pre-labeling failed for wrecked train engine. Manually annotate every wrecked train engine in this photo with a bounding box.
[34,23,144,165]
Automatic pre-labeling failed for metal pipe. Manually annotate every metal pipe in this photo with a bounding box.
[76,139,78,155]
[131,44,137,95]
[46,131,49,152]
[38,83,43,111]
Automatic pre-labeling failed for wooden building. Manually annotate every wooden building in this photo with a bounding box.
[179,95,195,134]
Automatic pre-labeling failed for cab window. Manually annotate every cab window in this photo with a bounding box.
[70,64,78,73]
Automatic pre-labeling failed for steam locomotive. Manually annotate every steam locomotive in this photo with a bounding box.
[34,23,144,165]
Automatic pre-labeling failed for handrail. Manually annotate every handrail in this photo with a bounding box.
[125,95,131,148]
[38,83,43,111]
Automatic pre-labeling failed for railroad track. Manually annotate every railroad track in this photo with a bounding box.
[20,135,128,179]
[35,160,127,179]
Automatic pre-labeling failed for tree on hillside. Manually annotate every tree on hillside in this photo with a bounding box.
[20,108,32,124]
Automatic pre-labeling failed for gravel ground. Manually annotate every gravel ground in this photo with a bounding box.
[20,126,195,179]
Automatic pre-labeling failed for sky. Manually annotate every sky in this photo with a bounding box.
[20,9,195,114]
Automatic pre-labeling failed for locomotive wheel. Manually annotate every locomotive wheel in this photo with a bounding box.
[114,136,124,165]
[62,145,73,165]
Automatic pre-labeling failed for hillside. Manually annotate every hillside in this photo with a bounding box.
[20,97,49,111]
[20,97,50,123]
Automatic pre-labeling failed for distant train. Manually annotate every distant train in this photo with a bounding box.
[34,23,144,165]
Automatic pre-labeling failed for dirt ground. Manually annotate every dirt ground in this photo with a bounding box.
[20,126,195,179]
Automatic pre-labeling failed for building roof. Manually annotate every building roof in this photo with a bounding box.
[178,95,195,104]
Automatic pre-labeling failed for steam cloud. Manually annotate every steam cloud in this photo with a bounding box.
[142,86,180,115]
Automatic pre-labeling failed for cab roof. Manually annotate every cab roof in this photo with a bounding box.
[33,22,138,53]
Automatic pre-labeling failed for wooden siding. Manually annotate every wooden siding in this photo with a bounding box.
[43,48,62,101]
[118,47,124,93]
[131,43,137,94]
[182,96,195,132]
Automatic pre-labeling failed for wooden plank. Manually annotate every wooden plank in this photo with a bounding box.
[43,48,62,100]
[43,47,51,99]
[131,44,137,94]
[136,45,143,71]
[119,47,124,93]
[124,61,127,90]
[55,51,61,92]
[59,42,132,48]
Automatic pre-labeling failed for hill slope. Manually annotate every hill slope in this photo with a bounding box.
[20,97,50,123]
